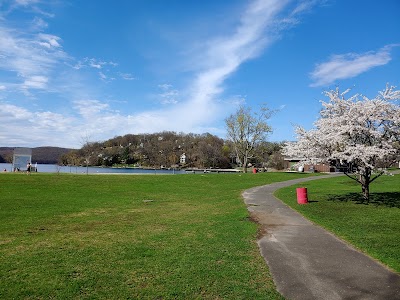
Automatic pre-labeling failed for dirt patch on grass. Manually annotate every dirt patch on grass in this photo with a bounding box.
[248,213,268,240]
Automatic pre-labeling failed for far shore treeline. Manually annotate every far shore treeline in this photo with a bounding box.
[0,146,72,164]
[0,132,285,170]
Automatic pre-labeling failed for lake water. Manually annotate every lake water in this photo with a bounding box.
[0,163,185,175]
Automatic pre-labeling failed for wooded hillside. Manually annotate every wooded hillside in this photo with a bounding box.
[0,132,285,170]
[59,131,285,170]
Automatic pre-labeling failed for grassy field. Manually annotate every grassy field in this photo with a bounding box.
[275,174,400,273]
[0,172,316,299]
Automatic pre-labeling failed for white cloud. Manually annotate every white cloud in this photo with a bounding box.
[0,25,67,92]
[31,17,48,31]
[99,71,116,82]
[119,72,135,80]
[158,83,172,90]
[23,75,48,89]
[3,0,54,18]
[73,99,111,119]
[72,61,84,70]
[0,103,32,120]
[309,45,397,87]
[15,0,40,6]
[0,103,77,147]
[89,60,102,69]
[72,58,120,82]
[99,72,107,81]
[74,57,117,70]
[135,0,298,130]
[37,33,61,48]
[290,0,322,16]
[157,84,179,105]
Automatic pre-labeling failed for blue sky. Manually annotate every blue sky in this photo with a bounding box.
[0,0,399,148]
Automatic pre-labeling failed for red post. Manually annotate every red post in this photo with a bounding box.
[296,187,308,204]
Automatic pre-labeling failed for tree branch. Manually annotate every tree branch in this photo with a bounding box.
[344,171,362,184]
[370,171,385,183]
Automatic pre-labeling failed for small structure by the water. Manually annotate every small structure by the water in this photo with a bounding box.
[13,148,32,172]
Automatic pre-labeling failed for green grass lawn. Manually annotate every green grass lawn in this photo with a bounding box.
[275,174,400,273]
[0,172,314,299]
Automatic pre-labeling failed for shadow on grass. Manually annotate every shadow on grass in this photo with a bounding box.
[327,192,400,208]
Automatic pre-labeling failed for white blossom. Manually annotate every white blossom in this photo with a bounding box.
[283,85,400,201]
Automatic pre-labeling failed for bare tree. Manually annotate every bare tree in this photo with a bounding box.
[81,134,94,175]
[225,105,274,173]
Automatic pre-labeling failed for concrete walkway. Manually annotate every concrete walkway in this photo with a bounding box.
[242,175,400,300]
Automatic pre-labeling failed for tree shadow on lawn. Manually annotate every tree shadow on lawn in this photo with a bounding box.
[327,192,400,208]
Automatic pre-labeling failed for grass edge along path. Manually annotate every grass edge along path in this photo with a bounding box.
[274,174,400,273]
[0,172,318,299]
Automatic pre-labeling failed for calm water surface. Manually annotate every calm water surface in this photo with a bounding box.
[0,163,184,174]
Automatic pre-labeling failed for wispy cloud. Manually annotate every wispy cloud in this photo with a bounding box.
[119,72,135,80]
[37,33,61,48]
[72,57,121,81]
[15,0,41,7]
[0,23,67,93]
[1,0,54,18]
[72,57,117,70]
[23,75,48,89]
[158,84,179,105]
[309,45,398,87]
[73,99,111,119]
[31,16,48,31]
[127,0,315,132]
[71,0,322,142]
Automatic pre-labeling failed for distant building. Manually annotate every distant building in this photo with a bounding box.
[284,157,335,173]
[180,153,186,164]
[284,157,353,173]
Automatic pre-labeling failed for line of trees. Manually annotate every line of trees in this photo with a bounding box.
[60,131,286,170]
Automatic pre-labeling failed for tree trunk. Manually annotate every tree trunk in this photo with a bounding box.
[242,162,247,173]
[242,156,247,173]
[360,169,371,202]
[361,183,370,202]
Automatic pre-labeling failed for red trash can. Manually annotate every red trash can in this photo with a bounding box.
[296,187,308,204]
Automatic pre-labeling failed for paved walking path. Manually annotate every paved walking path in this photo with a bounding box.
[242,175,400,300]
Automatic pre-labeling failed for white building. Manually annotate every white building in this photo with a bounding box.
[180,153,186,164]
